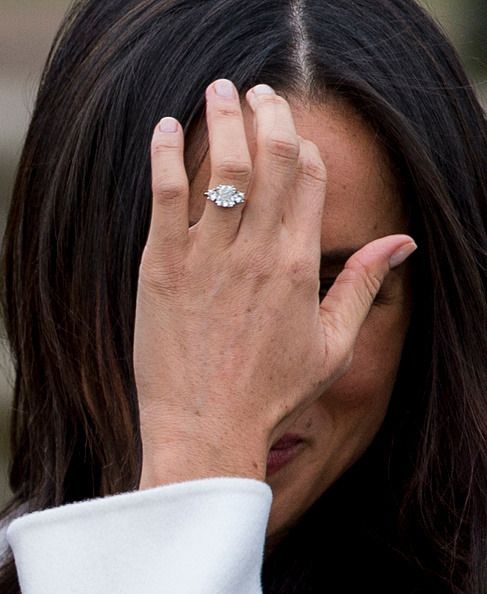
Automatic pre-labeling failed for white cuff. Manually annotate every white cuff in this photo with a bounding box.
[7,477,273,594]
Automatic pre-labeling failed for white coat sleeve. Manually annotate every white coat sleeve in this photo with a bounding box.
[6,476,273,594]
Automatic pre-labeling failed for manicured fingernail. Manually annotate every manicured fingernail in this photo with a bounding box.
[389,242,417,269]
[252,84,275,95]
[159,117,178,133]
[214,79,235,98]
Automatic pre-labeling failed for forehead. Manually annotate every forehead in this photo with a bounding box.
[189,97,407,249]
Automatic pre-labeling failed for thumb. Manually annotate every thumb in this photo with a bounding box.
[319,234,417,356]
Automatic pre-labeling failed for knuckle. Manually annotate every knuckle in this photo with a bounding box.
[266,134,300,162]
[214,105,242,119]
[152,138,179,155]
[214,159,252,184]
[342,261,383,303]
[297,156,327,185]
[360,266,383,299]
[303,138,325,161]
[152,178,187,202]
[256,94,288,108]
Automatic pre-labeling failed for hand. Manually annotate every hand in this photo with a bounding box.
[134,79,416,488]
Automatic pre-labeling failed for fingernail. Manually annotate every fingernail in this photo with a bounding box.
[389,242,417,269]
[214,79,235,98]
[159,117,178,133]
[252,84,275,95]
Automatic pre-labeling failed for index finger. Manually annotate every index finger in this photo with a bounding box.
[147,117,190,260]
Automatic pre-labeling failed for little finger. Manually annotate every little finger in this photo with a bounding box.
[285,137,327,263]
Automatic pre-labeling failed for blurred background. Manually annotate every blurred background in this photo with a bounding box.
[0,0,486,505]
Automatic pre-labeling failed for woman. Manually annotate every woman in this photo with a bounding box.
[0,0,486,592]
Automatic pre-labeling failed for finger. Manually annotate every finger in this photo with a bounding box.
[146,117,190,260]
[239,84,300,236]
[285,137,327,263]
[198,79,252,249]
[319,235,417,362]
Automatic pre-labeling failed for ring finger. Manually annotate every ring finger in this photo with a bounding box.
[198,79,252,249]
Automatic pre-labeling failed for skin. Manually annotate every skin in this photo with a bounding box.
[187,96,413,551]
[136,80,416,570]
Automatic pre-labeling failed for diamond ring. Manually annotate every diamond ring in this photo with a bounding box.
[204,184,246,208]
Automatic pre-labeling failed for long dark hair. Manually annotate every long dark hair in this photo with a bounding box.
[1,0,486,592]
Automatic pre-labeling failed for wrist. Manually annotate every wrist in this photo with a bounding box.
[138,433,269,490]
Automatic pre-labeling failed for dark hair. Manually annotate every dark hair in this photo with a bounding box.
[1,0,486,592]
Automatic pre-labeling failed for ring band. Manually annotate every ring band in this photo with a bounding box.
[204,184,246,208]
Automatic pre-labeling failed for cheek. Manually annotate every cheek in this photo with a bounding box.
[264,304,411,544]
[321,306,409,415]
[304,308,409,485]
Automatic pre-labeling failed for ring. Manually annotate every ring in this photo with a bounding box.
[204,184,246,208]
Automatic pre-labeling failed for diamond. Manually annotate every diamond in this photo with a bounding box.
[204,184,246,208]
